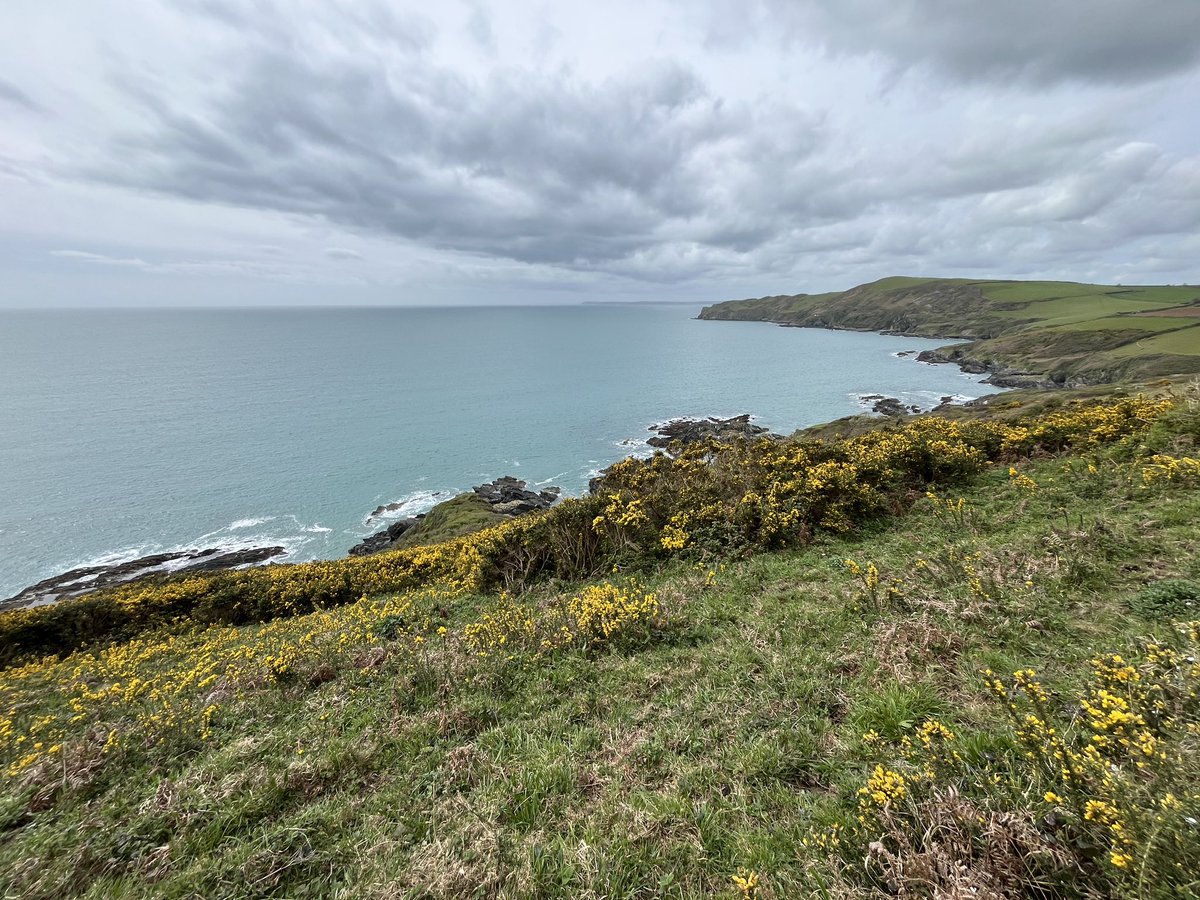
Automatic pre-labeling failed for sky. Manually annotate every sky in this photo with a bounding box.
[1,0,1199,307]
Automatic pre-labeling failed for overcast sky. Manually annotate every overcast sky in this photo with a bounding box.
[2,0,1199,307]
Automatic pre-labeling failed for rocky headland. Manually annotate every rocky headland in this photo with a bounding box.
[349,477,561,557]
[698,276,1200,387]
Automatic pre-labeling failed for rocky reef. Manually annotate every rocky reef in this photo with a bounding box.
[858,394,923,417]
[1,546,286,611]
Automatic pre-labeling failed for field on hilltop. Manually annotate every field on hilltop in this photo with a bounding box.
[699,277,1200,388]
[2,382,1200,898]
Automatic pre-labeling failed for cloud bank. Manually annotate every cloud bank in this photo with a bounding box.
[0,0,1197,305]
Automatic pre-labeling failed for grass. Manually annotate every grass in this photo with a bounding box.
[699,277,1200,385]
[1113,323,1200,357]
[392,493,510,549]
[2,384,1200,897]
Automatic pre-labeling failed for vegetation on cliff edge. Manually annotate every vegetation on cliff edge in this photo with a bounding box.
[1,383,1200,897]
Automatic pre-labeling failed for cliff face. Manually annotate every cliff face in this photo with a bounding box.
[699,276,1200,387]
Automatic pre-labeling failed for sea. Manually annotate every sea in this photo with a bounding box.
[0,304,998,599]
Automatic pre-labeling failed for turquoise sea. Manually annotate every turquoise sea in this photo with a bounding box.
[0,304,996,599]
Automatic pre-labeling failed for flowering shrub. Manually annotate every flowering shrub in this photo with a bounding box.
[461,582,661,660]
[0,396,1175,665]
[822,623,1200,897]
[1142,453,1200,486]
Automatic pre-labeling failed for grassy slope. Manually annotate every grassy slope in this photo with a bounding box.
[391,493,510,550]
[698,278,1200,386]
[3,387,1200,898]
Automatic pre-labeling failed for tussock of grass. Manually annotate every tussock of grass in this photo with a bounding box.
[2,384,1200,897]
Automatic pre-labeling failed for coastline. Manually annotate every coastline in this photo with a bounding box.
[0,382,989,611]
[694,314,1056,388]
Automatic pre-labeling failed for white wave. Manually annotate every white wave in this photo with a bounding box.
[229,516,275,529]
[535,473,568,486]
[363,489,450,524]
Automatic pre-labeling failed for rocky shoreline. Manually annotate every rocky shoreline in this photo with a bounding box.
[0,546,286,611]
[4,409,930,608]
[914,346,1079,389]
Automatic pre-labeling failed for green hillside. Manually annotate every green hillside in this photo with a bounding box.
[699,278,1200,387]
[3,383,1200,898]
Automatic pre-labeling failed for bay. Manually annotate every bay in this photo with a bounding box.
[0,303,994,598]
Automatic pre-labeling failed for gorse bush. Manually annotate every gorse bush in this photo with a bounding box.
[0,396,1174,664]
[0,580,665,783]
[817,624,1200,899]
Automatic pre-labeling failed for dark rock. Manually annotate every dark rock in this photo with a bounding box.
[871,397,907,417]
[472,476,560,512]
[348,514,425,556]
[868,397,922,417]
[2,545,288,610]
[492,499,538,515]
[646,414,781,449]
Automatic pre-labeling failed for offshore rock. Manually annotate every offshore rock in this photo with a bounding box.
[1,546,287,611]
[870,397,921,417]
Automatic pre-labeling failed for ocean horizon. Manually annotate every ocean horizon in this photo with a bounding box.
[0,303,994,599]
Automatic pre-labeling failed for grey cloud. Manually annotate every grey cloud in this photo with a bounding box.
[0,76,41,112]
[29,0,1199,295]
[89,11,832,272]
[736,0,1200,85]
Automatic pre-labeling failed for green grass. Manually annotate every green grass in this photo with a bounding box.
[1047,315,1190,333]
[1112,323,1200,357]
[3,387,1200,897]
[392,493,510,549]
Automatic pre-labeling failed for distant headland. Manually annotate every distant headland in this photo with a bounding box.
[699,276,1200,388]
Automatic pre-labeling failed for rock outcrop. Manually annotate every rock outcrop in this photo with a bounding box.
[473,476,561,514]
[646,414,780,448]
[348,514,427,556]
[858,395,922,417]
[1,546,287,611]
